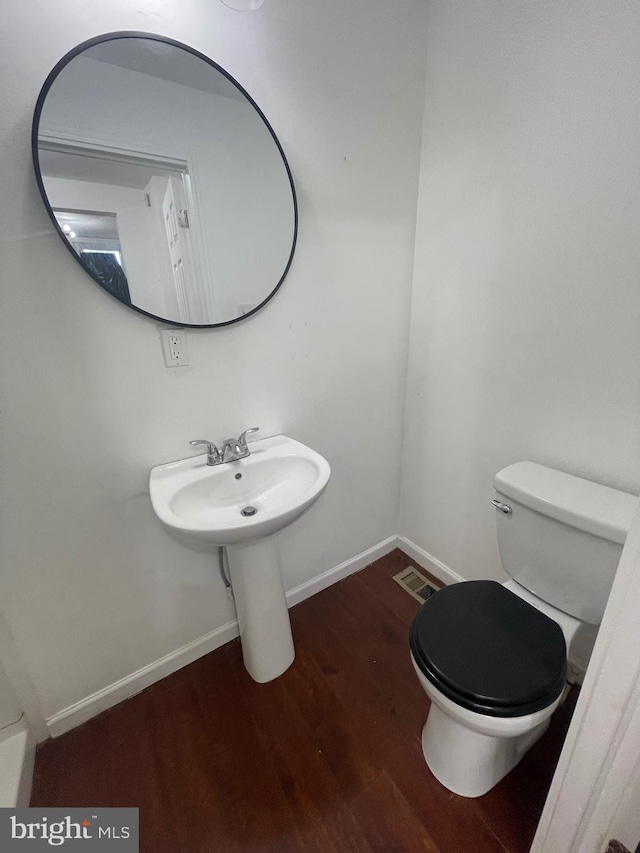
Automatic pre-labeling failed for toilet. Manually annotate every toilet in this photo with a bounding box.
[410,461,637,798]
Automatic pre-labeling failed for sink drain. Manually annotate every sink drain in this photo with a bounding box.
[241,506,258,517]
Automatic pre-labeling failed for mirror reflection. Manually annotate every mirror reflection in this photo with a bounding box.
[33,34,297,326]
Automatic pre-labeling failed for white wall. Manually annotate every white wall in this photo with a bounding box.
[0,0,427,723]
[400,0,640,593]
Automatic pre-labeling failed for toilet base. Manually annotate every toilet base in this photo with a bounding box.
[421,702,550,797]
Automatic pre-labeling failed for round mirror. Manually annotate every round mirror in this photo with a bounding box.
[32,32,297,327]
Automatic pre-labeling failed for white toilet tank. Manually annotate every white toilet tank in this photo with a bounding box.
[494,462,637,625]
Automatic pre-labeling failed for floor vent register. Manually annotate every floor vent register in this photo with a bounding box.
[392,566,441,604]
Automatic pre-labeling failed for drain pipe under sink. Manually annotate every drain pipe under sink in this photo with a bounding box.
[218,547,233,599]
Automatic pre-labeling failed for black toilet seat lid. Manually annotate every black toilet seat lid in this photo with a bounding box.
[410,581,567,718]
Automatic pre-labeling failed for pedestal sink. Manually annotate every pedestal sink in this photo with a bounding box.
[149,435,331,682]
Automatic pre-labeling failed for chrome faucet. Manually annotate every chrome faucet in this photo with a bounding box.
[189,428,259,466]
[220,427,259,463]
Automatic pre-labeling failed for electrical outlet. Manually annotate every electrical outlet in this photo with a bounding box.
[160,328,190,367]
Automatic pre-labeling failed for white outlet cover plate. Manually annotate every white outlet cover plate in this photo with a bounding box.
[160,328,189,367]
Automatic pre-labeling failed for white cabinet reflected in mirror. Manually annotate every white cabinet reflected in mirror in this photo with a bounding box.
[32,32,297,327]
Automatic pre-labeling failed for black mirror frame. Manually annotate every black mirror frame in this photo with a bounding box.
[31,31,298,328]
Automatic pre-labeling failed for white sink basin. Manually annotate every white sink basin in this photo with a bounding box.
[150,435,331,546]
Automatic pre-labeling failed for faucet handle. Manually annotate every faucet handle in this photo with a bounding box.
[237,427,259,449]
[190,439,217,451]
[189,440,221,465]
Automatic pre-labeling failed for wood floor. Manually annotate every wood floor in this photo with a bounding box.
[31,550,578,852]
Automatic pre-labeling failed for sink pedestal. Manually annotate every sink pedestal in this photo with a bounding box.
[227,538,294,683]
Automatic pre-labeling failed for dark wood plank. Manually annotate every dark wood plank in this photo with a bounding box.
[187,641,309,853]
[354,552,424,626]
[31,704,116,808]
[107,691,183,852]
[31,549,575,853]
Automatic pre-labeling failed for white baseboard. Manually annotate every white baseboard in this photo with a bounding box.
[47,535,398,737]
[47,619,240,737]
[285,535,398,607]
[397,535,465,586]
[0,718,36,807]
